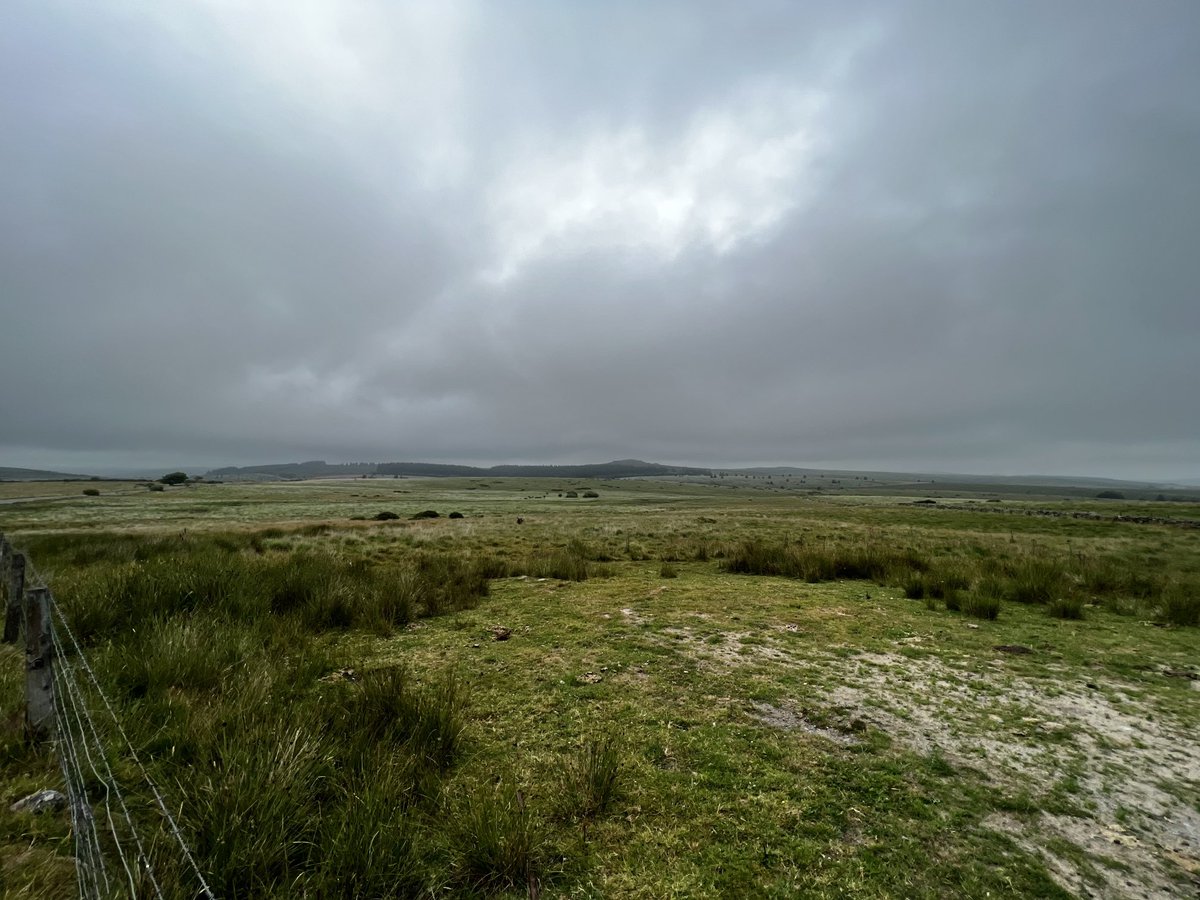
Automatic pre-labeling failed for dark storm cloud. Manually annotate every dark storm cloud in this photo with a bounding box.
[2,1,1198,479]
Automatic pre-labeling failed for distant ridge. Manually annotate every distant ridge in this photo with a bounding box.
[206,459,711,481]
[205,460,375,480]
[0,466,94,481]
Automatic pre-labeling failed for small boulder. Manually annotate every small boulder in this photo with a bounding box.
[11,789,66,815]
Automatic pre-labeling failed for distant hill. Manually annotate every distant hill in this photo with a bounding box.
[205,461,377,480]
[0,466,94,481]
[377,459,711,479]
[724,467,1177,491]
[206,459,712,481]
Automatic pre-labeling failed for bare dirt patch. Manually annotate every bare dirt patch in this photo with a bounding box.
[652,625,1200,899]
[824,653,1200,899]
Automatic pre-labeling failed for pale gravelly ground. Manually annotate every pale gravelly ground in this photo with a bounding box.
[644,618,1200,900]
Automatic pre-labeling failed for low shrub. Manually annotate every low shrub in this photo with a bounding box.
[448,511,464,519]
[82,488,100,496]
[582,490,599,498]
[373,511,400,521]
[411,510,440,519]
[659,563,679,579]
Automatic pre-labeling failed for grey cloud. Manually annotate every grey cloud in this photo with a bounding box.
[2,1,1198,480]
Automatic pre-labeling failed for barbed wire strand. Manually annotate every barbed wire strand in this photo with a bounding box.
[55,651,131,897]
[19,558,105,898]
[51,624,160,899]
[51,660,103,900]
[54,670,109,900]
[47,590,216,900]
[20,552,217,899]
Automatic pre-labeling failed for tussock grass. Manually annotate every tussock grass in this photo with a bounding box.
[519,539,592,581]
[723,539,924,583]
[564,733,622,819]
[1160,580,1200,626]
[1047,596,1085,619]
[343,667,465,771]
[451,782,546,895]
[962,593,1001,620]
[1006,558,1066,605]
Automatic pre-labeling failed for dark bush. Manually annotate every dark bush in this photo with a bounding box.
[448,511,464,519]
[1096,490,1125,499]
[82,488,100,496]
[582,490,599,498]
[159,471,189,485]
[373,511,400,521]
[411,510,441,519]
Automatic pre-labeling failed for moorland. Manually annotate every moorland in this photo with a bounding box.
[1,475,1197,898]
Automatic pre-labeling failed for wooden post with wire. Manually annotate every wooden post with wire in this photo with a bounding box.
[4,548,25,644]
[24,586,55,744]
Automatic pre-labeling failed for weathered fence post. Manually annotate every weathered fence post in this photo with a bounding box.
[4,550,25,644]
[24,586,55,744]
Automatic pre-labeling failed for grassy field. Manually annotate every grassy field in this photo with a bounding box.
[1,478,1198,898]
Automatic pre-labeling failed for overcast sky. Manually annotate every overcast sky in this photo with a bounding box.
[2,1,1198,480]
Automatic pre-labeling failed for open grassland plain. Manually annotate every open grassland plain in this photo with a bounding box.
[1,478,1198,898]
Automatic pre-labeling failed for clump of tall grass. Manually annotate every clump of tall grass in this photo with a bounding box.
[962,593,1001,621]
[452,782,546,895]
[103,616,255,700]
[520,539,592,581]
[342,667,465,771]
[55,547,504,645]
[1006,558,1066,605]
[564,733,622,819]
[314,751,427,898]
[1160,581,1200,626]
[412,552,501,615]
[1047,596,1085,620]
[189,724,330,896]
[723,540,926,584]
[943,588,962,612]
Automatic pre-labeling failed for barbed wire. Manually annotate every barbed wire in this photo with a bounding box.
[9,549,217,899]
[51,624,161,898]
[51,655,106,898]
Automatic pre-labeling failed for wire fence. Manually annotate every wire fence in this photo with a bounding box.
[7,546,216,900]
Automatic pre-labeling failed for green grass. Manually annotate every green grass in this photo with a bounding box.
[1,477,1198,897]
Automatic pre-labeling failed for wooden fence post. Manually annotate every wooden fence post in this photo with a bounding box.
[24,587,55,744]
[4,551,25,644]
